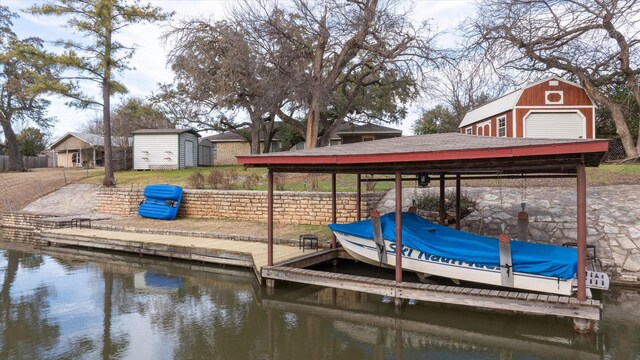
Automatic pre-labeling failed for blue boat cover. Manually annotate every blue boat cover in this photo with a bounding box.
[328,212,577,280]
[138,184,183,220]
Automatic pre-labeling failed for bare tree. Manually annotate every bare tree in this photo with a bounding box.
[237,0,435,148]
[164,19,284,154]
[468,0,640,159]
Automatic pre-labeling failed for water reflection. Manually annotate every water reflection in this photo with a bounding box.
[0,239,638,359]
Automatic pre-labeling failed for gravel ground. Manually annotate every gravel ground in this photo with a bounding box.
[0,168,102,216]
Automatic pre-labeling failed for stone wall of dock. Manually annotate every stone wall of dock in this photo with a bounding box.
[95,188,384,226]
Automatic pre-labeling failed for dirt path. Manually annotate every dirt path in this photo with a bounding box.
[0,168,102,216]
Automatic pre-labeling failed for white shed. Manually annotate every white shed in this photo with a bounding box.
[132,129,201,170]
[198,138,213,166]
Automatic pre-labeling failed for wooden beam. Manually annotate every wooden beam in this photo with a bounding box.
[456,174,461,230]
[356,173,362,221]
[439,174,446,224]
[331,173,337,249]
[268,169,274,266]
[395,171,403,283]
[577,164,587,301]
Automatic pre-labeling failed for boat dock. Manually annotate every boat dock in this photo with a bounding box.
[41,228,316,283]
[40,227,602,329]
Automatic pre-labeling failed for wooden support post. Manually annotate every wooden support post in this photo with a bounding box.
[455,175,461,230]
[331,173,337,249]
[439,174,446,224]
[268,170,274,266]
[577,164,587,301]
[395,171,403,283]
[356,173,362,221]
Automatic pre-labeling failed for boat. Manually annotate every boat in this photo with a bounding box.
[328,212,609,296]
[138,184,183,220]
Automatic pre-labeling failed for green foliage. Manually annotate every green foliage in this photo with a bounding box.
[596,84,639,142]
[17,127,48,156]
[277,123,305,151]
[0,5,78,171]
[412,105,460,135]
[28,0,173,186]
[413,190,478,219]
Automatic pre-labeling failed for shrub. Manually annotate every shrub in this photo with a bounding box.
[243,173,261,189]
[221,168,239,190]
[274,173,286,191]
[363,174,378,191]
[413,190,478,219]
[207,170,224,189]
[303,173,321,191]
[187,171,205,189]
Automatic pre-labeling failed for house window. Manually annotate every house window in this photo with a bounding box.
[295,142,305,150]
[466,128,472,135]
[270,142,281,153]
[497,116,506,137]
[211,144,217,160]
[362,135,375,142]
[330,140,340,146]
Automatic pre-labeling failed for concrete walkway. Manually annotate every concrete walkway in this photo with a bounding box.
[21,183,109,219]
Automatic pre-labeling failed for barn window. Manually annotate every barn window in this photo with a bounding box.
[466,128,472,135]
[497,116,506,137]
[545,91,564,105]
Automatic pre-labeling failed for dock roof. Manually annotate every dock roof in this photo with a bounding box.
[237,133,609,174]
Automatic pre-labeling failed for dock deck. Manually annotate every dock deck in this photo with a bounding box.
[41,228,311,282]
[41,227,602,324]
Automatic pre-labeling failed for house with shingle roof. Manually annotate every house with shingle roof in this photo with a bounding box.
[50,132,127,168]
[206,122,402,165]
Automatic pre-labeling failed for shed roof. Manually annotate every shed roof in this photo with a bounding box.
[237,133,608,174]
[459,76,589,128]
[131,128,201,137]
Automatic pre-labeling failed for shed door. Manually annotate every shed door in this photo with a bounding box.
[201,146,211,165]
[524,112,584,139]
[185,140,194,167]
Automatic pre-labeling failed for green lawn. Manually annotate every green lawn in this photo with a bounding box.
[79,163,640,190]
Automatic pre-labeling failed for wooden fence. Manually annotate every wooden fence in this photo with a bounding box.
[0,155,49,171]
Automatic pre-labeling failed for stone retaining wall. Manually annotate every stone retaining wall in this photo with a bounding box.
[96,188,384,226]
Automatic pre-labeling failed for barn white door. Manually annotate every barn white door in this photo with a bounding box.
[524,112,584,139]
[185,140,194,167]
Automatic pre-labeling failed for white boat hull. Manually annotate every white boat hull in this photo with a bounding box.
[335,232,575,296]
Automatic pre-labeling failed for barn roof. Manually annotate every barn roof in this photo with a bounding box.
[459,76,589,128]
[237,133,608,174]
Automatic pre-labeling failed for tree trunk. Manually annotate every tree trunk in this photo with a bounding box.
[580,78,639,158]
[306,97,320,149]
[102,26,115,187]
[250,127,260,154]
[0,119,24,171]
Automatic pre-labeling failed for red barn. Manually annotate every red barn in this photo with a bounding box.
[459,77,596,139]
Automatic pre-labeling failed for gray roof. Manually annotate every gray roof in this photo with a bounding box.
[237,132,609,173]
[131,128,201,137]
[206,131,247,142]
[336,123,402,135]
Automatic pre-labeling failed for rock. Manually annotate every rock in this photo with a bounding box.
[623,254,640,272]
[493,212,512,220]
[619,273,638,282]
[616,235,637,250]
[613,252,627,267]
[529,227,550,242]
[604,224,619,234]
[535,215,552,222]
[629,227,640,240]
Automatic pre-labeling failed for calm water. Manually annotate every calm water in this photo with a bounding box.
[1,239,639,359]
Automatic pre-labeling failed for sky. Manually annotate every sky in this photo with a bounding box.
[4,0,475,143]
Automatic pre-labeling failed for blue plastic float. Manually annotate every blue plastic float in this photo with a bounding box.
[138,184,183,220]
